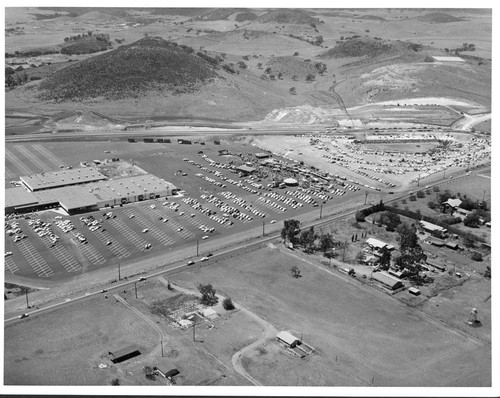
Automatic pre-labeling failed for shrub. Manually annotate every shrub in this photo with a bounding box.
[416,190,425,198]
[471,252,483,262]
[111,378,120,385]
[222,297,235,310]
[409,195,417,201]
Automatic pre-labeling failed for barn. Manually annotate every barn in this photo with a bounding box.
[276,331,300,348]
[371,271,404,290]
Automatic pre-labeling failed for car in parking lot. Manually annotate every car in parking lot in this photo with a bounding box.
[200,257,209,262]
[129,214,135,219]
[177,227,183,232]
[142,228,149,233]
[202,235,209,240]
[106,241,112,246]
[270,220,277,224]
[144,243,152,249]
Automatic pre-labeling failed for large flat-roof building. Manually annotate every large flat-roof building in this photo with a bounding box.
[20,167,107,192]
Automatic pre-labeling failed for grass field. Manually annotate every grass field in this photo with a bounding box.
[172,245,491,386]
[4,278,262,386]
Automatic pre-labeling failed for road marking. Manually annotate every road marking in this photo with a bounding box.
[5,147,34,176]
[13,145,53,172]
[5,256,19,275]
[16,239,53,277]
[31,144,64,168]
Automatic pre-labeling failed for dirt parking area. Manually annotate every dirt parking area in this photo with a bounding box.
[172,245,491,386]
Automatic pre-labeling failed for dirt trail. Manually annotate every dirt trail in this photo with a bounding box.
[166,279,277,386]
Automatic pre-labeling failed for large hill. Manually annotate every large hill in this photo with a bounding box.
[38,37,221,101]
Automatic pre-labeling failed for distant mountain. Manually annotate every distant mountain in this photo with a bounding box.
[257,9,321,25]
[416,12,464,23]
[38,37,220,102]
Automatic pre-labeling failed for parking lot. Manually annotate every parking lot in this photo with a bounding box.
[5,140,362,281]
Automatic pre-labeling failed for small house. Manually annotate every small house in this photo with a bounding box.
[371,271,404,290]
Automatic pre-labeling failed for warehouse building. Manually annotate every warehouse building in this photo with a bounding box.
[20,167,107,192]
[109,345,141,364]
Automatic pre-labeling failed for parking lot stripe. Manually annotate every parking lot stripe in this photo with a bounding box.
[130,207,179,244]
[5,256,19,275]
[16,240,53,277]
[92,228,130,259]
[31,144,64,168]
[13,145,53,172]
[39,235,81,273]
[68,231,106,265]
[107,217,150,251]
[5,147,34,176]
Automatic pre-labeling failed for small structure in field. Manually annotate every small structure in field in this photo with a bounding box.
[371,271,404,290]
[277,331,300,348]
[109,345,141,363]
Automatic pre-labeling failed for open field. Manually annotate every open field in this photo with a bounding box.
[172,245,490,386]
[4,277,261,385]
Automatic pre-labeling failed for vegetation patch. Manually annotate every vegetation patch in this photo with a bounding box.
[416,12,464,23]
[319,38,422,59]
[257,9,322,26]
[38,36,220,101]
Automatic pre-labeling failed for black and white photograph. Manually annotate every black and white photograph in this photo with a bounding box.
[2,2,496,396]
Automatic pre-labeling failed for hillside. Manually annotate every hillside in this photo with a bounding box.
[38,37,221,101]
[416,12,464,23]
[257,9,321,26]
[319,38,422,59]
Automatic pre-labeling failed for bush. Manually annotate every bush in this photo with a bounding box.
[111,378,120,385]
[416,190,425,198]
[471,252,483,262]
[409,195,417,201]
[222,297,235,310]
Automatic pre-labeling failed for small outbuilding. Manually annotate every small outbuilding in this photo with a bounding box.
[109,345,141,363]
[277,331,300,348]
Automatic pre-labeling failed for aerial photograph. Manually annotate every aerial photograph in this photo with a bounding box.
[3,4,496,395]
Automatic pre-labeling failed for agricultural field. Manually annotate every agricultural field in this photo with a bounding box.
[172,245,491,386]
[4,277,259,385]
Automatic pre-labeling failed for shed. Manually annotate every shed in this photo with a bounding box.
[420,220,447,234]
[409,287,421,296]
[366,237,394,250]
[236,165,256,175]
[164,368,180,379]
[427,237,445,247]
[277,331,300,348]
[445,241,458,250]
[371,271,404,290]
[109,344,141,363]
[426,259,446,272]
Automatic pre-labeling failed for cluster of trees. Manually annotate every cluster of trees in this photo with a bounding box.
[444,43,476,54]
[281,219,344,257]
[198,283,218,306]
[5,70,30,88]
[355,200,385,222]
[64,31,111,45]
[376,211,401,231]
[393,223,429,285]
[314,61,327,75]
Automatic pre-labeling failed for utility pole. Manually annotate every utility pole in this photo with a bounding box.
[161,340,164,357]
[262,221,265,237]
[25,289,29,309]
[417,174,420,187]
[196,239,199,257]
[482,190,486,202]
[118,263,121,281]
[193,324,196,342]
[320,204,323,219]
[364,191,368,205]
[134,282,137,299]
[342,240,347,262]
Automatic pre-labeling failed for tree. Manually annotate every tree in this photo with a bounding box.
[463,211,481,228]
[257,63,262,69]
[378,247,391,270]
[319,233,334,252]
[299,226,316,253]
[471,252,483,262]
[222,297,235,310]
[291,266,301,278]
[395,223,426,274]
[292,74,298,81]
[462,232,476,248]
[277,72,283,79]
[265,67,272,74]
[377,211,401,230]
[315,35,324,45]
[198,283,218,306]
[281,219,301,244]
[289,87,297,95]
[305,73,315,82]
[111,378,120,385]
[293,51,299,56]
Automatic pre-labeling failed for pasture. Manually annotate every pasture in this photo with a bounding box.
[172,246,491,386]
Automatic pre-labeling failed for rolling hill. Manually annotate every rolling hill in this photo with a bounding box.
[38,37,221,101]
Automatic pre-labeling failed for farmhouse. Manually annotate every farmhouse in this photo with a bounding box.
[442,198,462,214]
[371,271,404,290]
[255,152,271,159]
[276,331,300,348]
[109,344,141,363]
[365,237,395,251]
[420,220,447,236]
[426,258,446,272]
[427,237,445,247]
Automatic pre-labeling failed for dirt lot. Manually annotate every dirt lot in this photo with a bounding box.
[172,245,491,386]
[4,278,263,386]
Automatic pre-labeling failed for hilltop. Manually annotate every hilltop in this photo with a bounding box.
[257,9,321,26]
[319,38,423,59]
[416,12,464,23]
[38,37,221,102]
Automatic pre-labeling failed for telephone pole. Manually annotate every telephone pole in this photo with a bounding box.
[364,191,368,205]
[118,263,121,281]
[320,204,323,219]
[262,221,265,237]
[196,239,199,257]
